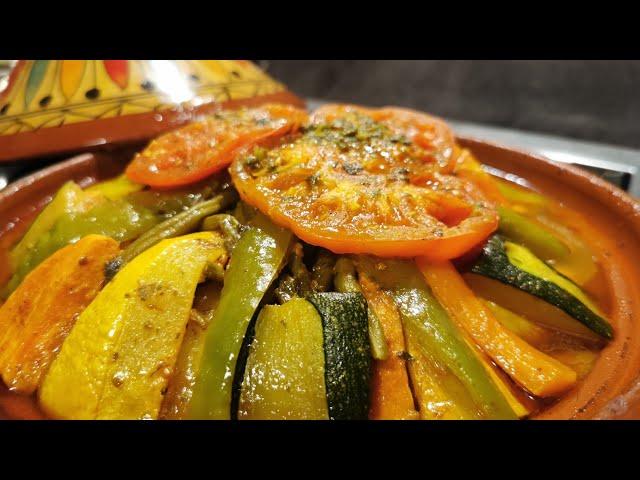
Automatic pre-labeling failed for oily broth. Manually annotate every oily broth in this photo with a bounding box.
[0,385,44,419]
[0,174,614,420]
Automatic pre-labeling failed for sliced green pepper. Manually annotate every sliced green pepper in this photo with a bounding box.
[84,174,144,200]
[3,197,159,298]
[498,205,569,262]
[8,181,85,273]
[355,256,518,420]
[188,213,292,419]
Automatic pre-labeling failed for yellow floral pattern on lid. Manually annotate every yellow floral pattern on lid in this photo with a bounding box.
[0,60,285,136]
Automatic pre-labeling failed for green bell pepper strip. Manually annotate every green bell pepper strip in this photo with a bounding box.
[355,257,518,420]
[8,181,85,273]
[2,197,159,298]
[494,178,549,211]
[5,176,155,298]
[84,174,144,200]
[333,257,389,361]
[498,205,569,262]
[188,213,293,419]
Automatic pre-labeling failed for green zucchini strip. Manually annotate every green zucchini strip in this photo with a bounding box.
[238,298,329,420]
[307,292,371,420]
[471,235,613,339]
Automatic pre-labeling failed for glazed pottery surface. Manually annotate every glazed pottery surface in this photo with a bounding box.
[0,60,302,163]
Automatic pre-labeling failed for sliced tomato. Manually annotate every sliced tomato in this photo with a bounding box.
[231,105,498,260]
[312,104,459,174]
[125,104,308,188]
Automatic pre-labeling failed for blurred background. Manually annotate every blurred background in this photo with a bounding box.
[266,60,640,149]
[263,60,640,194]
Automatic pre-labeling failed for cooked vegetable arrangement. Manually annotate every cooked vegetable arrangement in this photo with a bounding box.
[0,102,614,420]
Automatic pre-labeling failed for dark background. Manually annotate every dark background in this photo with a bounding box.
[266,60,640,150]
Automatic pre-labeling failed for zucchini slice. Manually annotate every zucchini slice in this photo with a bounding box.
[238,298,329,420]
[307,292,371,420]
[470,235,613,339]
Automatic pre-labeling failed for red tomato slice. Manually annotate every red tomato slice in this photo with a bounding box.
[231,104,498,260]
[125,104,307,188]
[312,104,459,173]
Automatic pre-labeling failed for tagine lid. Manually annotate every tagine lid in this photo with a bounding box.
[0,60,304,163]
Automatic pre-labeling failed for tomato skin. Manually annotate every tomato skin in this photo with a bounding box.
[312,104,458,172]
[231,104,499,260]
[233,166,497,260]
[125,104,307,189]
[239,182,496,260]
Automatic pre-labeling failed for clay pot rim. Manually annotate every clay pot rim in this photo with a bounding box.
[460,135,640,219]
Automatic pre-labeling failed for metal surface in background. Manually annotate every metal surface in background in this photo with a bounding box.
[447,119,640,196]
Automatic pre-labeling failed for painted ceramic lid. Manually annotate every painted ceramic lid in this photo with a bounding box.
[0,60,304,163]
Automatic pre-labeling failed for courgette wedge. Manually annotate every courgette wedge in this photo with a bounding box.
[470,235,613,340]
[307,292,371,420]
[238,299,329,420]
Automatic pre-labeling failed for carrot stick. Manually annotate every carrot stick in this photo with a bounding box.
[417,259,577,398]
[0,235,119,394]
[359,273,419,420]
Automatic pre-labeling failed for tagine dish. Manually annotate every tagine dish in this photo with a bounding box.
[0,103,623,420]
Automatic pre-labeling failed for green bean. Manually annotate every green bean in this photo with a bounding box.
[202,214,244,252]
[333,257,361,293]
[288,243,312,295]
[333,257,389,360]
[310,250,336,292]
[105,190,238,280]
[274,274,298,304]
[273,243,313,303]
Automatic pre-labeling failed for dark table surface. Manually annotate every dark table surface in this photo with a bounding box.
[266,60,640,150]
